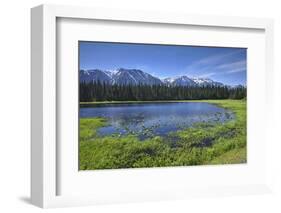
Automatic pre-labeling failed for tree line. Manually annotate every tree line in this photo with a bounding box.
[80,81,246,102]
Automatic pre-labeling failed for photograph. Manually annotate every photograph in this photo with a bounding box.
[79,41,247,170]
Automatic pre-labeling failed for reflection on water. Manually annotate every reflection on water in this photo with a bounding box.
[80,102,234,139]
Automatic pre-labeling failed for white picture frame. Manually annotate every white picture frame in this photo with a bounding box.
[31,4,274,208]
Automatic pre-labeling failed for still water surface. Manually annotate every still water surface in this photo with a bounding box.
[80,102,234,139]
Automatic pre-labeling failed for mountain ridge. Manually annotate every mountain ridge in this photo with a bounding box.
[80,68,227,87]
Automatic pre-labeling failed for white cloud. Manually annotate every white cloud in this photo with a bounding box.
[225,67,246,74]
[217,60,246,74]
[182,50,246,78]
[217,60,246,69]
[198,72,216,78]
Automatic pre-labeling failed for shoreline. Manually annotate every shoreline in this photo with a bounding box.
[80,99,244,105]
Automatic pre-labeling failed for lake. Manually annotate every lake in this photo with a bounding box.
[80,102,234,139]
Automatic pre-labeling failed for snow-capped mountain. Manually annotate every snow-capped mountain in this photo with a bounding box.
[112,68,162,85]
[80,69,112,84]
[80,68,224,87]
[163,76,197,87]
[191,77,223,87]
[80,68,162,86]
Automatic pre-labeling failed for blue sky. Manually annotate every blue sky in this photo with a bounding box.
[79,41,247,86]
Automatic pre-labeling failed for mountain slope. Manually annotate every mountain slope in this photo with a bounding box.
[80,69,112,84]
[163,76,197,87]
[80,68,225,87]
[112,68,162,85]
[191,77,224,87]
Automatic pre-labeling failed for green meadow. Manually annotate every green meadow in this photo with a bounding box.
[79,99,246,170]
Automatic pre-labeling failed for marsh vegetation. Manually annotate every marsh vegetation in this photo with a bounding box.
[79,100,246,170]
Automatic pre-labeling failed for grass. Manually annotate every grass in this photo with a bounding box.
[209,147,246,164]
[79,99,246,170]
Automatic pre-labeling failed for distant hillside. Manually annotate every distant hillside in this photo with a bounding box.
[80,68,226,87]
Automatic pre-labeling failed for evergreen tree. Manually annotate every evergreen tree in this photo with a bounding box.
[79,81,247,102]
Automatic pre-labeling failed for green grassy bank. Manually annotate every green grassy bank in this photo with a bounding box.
[79,99,246,170]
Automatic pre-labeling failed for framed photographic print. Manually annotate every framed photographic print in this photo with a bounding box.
[31,4,274,208]
[78,42,247,170]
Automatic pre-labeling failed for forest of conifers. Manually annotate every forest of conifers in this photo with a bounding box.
[79,81,246,102]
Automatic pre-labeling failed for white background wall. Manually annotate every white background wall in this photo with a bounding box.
[0,0,280,212]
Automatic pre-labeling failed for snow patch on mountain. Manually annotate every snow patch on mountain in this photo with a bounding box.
[80,68,225,87]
